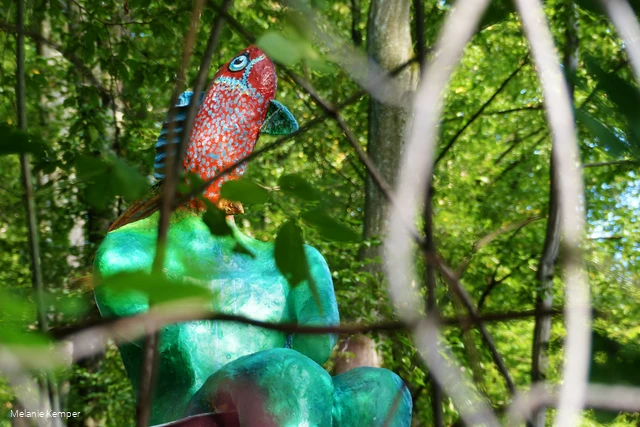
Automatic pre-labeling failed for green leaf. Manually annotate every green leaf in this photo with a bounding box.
[575,110,629,157]
[178,172,206,196]
[0,289,35,323]
[0,325,51,351]
[278,174,321,202]
[274,221,308,287]
[202,200,233,236]
[583,57,640,153]
[589,330,640,422]
[112,157,148,202]
[220,178,270,204]
[301,210,360,242]
[76,155,148,207]
[0,124,48,158]
[76,155,109,180]
[0,289,50,348]
[104,271,213,305]
[256,32,301,65]
[480,0,514,29]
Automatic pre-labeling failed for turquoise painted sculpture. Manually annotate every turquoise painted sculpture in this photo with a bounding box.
[93,45,412,426]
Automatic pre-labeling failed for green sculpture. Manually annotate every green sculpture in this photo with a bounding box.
[93,45,412,426]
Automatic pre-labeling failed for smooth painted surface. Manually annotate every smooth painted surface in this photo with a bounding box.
[94,212,410,426]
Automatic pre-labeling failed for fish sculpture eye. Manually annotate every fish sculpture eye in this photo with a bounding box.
[229,53,249,71]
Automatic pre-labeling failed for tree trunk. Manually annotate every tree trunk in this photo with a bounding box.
[334,335,381,374]
[341,0,417,375]
[362,0,417,270]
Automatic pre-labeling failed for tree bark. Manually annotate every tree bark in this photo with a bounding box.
[334,335,381,373]
[362,0,417,270]
[343,0,417,377]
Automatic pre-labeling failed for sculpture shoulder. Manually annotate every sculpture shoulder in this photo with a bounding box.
[94,225,157,279]
[293,244,339,322]
[304,245,333,288]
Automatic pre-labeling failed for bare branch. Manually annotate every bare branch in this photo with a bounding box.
[494,127,546,165]
[15,0,60,420]
[478,255,535,311]
[582,159,639,168]
[56,304,570,364]
[482,105,543,116]
[455,215,544,278]
[138,1,209,424]
[434,256,516,393]
[435,59,529,165]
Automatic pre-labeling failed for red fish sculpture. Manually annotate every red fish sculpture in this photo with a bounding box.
[109,45,298,231]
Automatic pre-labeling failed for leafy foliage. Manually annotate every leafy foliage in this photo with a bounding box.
[274,220,309,287]
[0,0,639,425]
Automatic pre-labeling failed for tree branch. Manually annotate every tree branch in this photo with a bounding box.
[15,0,61,422]
[58,306,571,360]
[582,159,638,168]
[431,254,517,394]
[138,1,211,425]
[435,58,529,166]
[455,215,544,278]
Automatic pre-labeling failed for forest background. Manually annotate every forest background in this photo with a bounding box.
[0,0,639,426]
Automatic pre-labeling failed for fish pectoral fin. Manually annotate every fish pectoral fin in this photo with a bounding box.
[260,100,299,135]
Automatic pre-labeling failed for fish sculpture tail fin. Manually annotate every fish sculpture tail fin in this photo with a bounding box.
[108,182,163,232]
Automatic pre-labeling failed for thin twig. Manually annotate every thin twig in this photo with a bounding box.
[582,159,639,168]
[15,0,60,422]
[455,215,544,278]
[482,105,543,116]
[435,59,529,165]
[285,72,398,208]
[495,127,545,165]
[478,255,535,311]
[138,1,207,425]
[433,255,516,393]
[59,306,571,363]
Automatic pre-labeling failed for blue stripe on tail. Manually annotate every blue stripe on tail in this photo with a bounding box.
[154,91,204,180]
